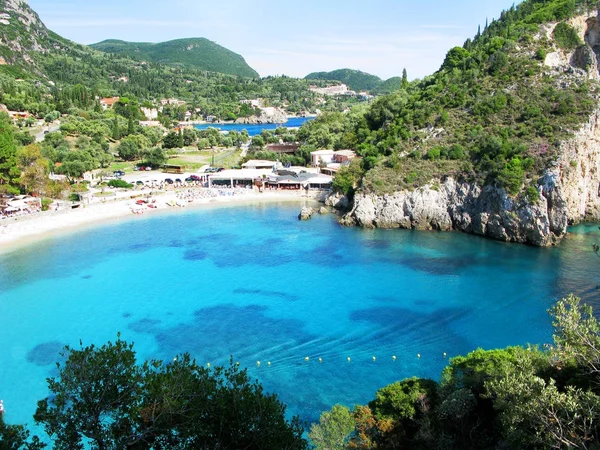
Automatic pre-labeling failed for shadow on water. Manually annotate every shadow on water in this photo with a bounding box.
[233,288,300,302]
[26,341,66,367]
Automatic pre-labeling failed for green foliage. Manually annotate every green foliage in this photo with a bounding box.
[553,21,583,50]
[141,147,168,168]
[305,68,382,92]
[496,157,525,195]
[308,404,354,450]
[332,159,364,197]
[162,131,181,150]
[0,113,20,194]
[525,185,540,202]
[34,337,305,449]
[0,416,45,450]
[90,38,259,78]
[117,139,140,161]
[441,47,471,70]
[107,179,132,189]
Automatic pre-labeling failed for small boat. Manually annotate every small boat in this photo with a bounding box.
[0,399,4,414]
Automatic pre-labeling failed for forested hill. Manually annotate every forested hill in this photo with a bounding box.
[90,38,259,78]
[311,0,600,201]
[305,68,384,92]
[299,0,600,245]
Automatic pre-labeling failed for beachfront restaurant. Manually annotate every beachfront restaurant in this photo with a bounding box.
[207,168,272,188]
[267,172,333,190]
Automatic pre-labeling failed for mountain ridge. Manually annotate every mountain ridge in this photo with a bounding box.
[90,37,259,78]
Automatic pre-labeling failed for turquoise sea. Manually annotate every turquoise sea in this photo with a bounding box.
[0,202,599,434]
[194,116,314,136]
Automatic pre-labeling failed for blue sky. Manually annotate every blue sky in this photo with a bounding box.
[27,0,521,80]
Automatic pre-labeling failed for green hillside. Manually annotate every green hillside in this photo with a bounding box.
[371,76,402,95]
[305,68,383,92]
[90,38,259,78]
[301,0,600,200]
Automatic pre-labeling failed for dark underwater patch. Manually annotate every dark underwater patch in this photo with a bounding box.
[363,240,391,249]
[399,256,471,276]
[233,288,299,302]
[143,304,314,364]
[128,318,162,333]
[27,341,66,366]
[183,250,208,261]
[127,243,153,252]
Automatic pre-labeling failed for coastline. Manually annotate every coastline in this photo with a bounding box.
[0,190,323,254]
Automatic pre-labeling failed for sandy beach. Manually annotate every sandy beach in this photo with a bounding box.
[0,188,324,253]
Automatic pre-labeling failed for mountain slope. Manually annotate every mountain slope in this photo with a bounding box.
[90,38,259,78]
[0,0,50,72]
[305,68,383,92]
[314,0,600,246]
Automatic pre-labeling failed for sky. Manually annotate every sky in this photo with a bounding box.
[26,0,521,80]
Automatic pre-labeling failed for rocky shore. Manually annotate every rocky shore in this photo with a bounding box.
[331,103,600,247]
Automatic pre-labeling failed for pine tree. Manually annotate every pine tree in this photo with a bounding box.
[401,68,409,90]
[112,116,120,140]
[127,116,134,136]
[178,128,184,148]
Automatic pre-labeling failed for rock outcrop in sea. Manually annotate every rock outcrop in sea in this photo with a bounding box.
[235,107,288,124]
[298,207,314,221]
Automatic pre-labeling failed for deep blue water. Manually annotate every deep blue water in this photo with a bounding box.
[194,116,314,136]
[1,202,599,436]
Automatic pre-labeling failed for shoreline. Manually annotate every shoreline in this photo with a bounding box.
[0,190,323,254]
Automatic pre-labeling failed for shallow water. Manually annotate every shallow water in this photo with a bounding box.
[1,203,599,433]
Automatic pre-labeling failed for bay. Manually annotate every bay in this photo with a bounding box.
[193,116,314,136]
[0,202,599,433]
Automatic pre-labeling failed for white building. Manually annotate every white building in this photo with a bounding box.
[308,84,350,96]
[242,160,281,170]
[310,150,335,167]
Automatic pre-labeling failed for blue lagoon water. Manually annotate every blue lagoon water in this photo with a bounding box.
[194,116,314,136]
[1,202,599,433]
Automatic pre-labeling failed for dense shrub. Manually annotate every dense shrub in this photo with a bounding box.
[553,22,582,50]
[107,179,133,189]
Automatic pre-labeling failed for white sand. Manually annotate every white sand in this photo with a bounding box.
[0,189,322,253]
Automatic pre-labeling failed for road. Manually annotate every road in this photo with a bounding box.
[34,122,60,142]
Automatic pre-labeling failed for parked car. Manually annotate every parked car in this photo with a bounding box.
[136,180,143,185]
[175,178,182,183]
[113,170,125,177]
[145,166,152,171]
[165,178,174,184]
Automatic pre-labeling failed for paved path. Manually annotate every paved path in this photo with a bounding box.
[34,122,60,142]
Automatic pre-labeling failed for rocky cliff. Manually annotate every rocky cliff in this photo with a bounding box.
[338,102,600,246]
[337,11,600,247]
[0,0,49,66]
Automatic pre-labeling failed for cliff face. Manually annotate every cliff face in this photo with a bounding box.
[339,103,600,246]
[339,11,600,246]
[0,0,49,65]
